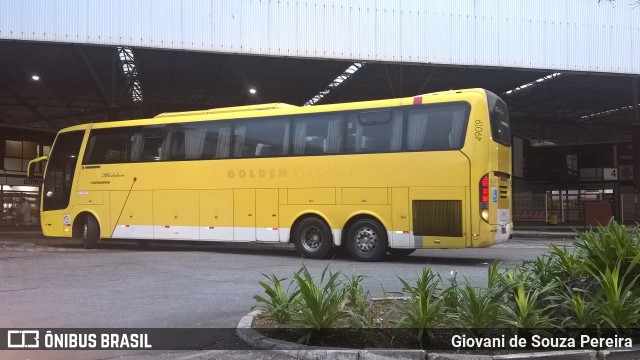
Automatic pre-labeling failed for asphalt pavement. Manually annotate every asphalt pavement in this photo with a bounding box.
[0,227,577,360]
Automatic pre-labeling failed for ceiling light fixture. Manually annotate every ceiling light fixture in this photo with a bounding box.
[304,62,365,106]
[503,73,562,96]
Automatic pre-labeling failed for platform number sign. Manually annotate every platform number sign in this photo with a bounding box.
[603,168,618,181]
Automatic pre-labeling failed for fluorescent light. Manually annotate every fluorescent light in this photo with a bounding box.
[249,88,257,94]
[304,62,365,106]
[31,75,40,81]
[503,73,562,96]
[579,103,640,121]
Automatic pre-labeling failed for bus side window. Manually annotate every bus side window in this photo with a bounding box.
[233,126,247,157]
[407,103,469,151]
[139,135,165,161]
[180,121,231,159]
[293,115,342,155]
[83,128,139,164]
[449,108,466,149]
[423,116,452,150]
[166,127,185,160]
[236,118,289,158]
[347,109,400,153]
[215,127,231,158]
[183,128,207,159]
[407,109,429,150]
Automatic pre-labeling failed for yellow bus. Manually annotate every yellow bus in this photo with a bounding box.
[28,88,511,261]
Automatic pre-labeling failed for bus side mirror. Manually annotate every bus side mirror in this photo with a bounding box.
[27,156,48,180]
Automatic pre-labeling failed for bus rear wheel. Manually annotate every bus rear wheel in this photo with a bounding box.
[292,217,333,259]
[82,215,100,249]
[346,219,388,262]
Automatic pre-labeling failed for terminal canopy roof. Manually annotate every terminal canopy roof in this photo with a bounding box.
[0,41,637,145]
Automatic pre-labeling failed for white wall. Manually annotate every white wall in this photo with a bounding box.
[1,0,639,74]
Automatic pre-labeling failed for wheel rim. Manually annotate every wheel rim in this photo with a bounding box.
[301,226,323,252]
[354,226,378,252]
[82,223,88,240]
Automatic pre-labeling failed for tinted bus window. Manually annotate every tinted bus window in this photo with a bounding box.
[43,131,84,211]
[407,103,469,151]
[233,118,289,158]
[180,121,232,159]
[346,110,403,153]
[84,128,140,164]
[486,91,511,147]
[293,114,343,155]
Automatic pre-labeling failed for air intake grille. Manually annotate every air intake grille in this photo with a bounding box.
[500,185,509,199]
[412,200,462,237]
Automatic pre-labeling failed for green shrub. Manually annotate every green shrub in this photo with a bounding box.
[249,222,640,348]
[499,282,559,331]
[575,221,640,289]
[341,273,367,308]
[487,261,503,289]
[560,292,601,329]
[444,263,507,333]
[289,264,348,343]
[550,245,582,279]
[253,273,299,324]
[341,272,377,331]
[448,283,505,331]
[592,261,640,329]
[396,268,445,345]
[441,273,460,313]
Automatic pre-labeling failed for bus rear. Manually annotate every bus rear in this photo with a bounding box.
[477,91,512,246]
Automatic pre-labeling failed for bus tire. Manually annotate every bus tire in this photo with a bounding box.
[345,219,388,262]
[82,215,100,249]
[387,248,416,257]
[292,217,333,259]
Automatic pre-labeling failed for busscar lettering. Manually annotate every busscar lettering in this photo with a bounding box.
[102,172,125,178]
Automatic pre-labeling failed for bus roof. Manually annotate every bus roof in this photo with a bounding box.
[154,103,298,118]
[58,88,488,132]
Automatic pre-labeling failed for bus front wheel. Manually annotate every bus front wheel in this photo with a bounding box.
[346,219,388,262]
[82,215,100,249]
[292,217,333,259]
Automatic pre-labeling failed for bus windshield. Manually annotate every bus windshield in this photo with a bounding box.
[43,131,84,211]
